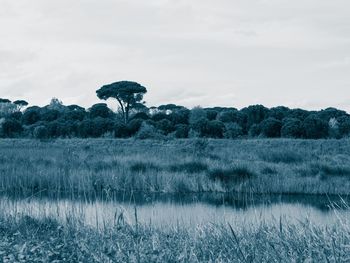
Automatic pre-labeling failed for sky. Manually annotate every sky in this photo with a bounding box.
[0,0,350,112]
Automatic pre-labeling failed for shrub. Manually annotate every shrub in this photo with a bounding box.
[135,122,163,139]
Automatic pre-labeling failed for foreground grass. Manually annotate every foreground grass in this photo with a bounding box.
[0,213,349,262]
[1,138,350,196]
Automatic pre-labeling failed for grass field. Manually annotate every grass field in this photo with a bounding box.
[1,138,350,196]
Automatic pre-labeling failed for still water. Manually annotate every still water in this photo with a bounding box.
[1,193,349,228]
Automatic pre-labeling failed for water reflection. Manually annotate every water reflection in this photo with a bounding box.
[0,193,349,229]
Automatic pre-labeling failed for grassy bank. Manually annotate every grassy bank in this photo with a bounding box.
[0,212,349,262]
[1,138,350,196]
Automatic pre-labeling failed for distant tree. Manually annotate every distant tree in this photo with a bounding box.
[190,117,208,137]
[22,106,41,125]
[217,109,247,132]
[281,118,303,138]
[78,117,115,138]
[317,108,347,122]
[64,106,86,121]
[9,111,22,120]
[248,124,261,137]
[114,122,129,138]
[206,110,218,121]
[33,125,49,139]
[127,118,144,136]
[260,118,282,138]
[302,114,328,139]
[47,98,66,112]
[205,120,225,138]
[158,104,184,113]
[151,112,169,122]
[67,104,85,111]
[89,103,114,119]
[96,81,147,124]
[131,112,149,120]
[189,107,207,126]
[1,119,23,137]
[241,105,269,130]
[13,100,28,111]
[0,98,11,103]
[156,119,174,135]
[174,124,189,138]
[328,117,341,139]
[0,103,18,118]
[170,108,190,125]
[41,109,60,122]
[135,122,163,140]
[287,108,310,121]
[268,106,290,120]
[224,122,243,139]
[337,116,350,137]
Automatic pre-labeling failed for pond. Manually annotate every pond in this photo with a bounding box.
[1,193,349,229]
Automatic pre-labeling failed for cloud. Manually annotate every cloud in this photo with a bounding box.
[0,0,349,112]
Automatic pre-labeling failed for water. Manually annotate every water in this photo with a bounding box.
[1,193,349,229]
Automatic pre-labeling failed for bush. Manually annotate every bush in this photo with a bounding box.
[135,122,163,139]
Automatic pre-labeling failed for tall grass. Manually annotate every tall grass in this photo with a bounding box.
[0,138,350,196]
[0,211,349,262]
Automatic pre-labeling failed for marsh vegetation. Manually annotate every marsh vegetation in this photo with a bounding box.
[1,138,350,262]
[1,138,350,196]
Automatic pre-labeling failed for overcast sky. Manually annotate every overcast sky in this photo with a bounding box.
[1,0,349,111]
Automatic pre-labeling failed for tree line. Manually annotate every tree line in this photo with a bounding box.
[1,81,350,139]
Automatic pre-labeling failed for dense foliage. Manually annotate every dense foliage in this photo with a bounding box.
[1,87,350,139]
